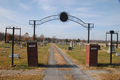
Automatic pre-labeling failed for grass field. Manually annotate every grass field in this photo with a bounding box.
[56,43,120,69]
[56,43,120,80]
[0,41,50,70]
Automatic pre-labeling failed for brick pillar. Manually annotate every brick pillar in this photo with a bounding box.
[27,41,38,67]
[86,44,99,67]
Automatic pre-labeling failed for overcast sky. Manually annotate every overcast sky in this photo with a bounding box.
[0,0,120,41]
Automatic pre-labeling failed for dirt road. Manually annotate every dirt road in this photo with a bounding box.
[42,43,95,80]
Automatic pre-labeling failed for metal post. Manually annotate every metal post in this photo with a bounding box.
[88,24,90,43]
[117,33,118,48]
[5,28,7,43]
[33,21,36,41]
[106,33,107,46]
[12,27,15,66]
[19,28,21,41]
[110,30,114,65]
[110,33,112,65]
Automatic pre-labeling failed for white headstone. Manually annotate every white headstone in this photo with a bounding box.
[116,53,120,56]
[107,43,116,53]
[70,41,73,49]
[9,54,20,59]
[79,42,82,49]
[2,51,7,53]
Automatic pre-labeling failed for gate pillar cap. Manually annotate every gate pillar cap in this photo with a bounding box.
[27,41,37,43]
[86,44,99,46]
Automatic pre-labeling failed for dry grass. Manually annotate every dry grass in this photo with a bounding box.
[62,75,73,80]
[0,75,44,80]
[52,44,67,65]
[56,43,120,80]
[0,41,50,70]
[52,44,74,80]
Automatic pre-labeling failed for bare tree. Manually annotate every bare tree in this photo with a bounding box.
[0,32,5,41]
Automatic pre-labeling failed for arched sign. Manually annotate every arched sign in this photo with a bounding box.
[29,12,94,43]
[60,12,68,22]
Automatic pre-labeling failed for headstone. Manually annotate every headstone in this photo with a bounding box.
[2,51,7,53]
[116,53,120,56]
[98,45,101,50]
[17,43,21,47]
[79,42,82,49]
[68,47,72,50]
[60,42,62,45]
[6,40,9,43]
[9,54,20,59]
[15,40,18,43]
[22,44,26,47]
[5,46,10,49]
[70,41,73,49]
[38,42,40,45]
[44,43,46,46]
[19,51,24,53]
[107,42,116,53]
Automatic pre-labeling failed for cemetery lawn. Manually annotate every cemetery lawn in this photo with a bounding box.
[56,44,120,80]
[0,41,50,70]
[56,43,120,69]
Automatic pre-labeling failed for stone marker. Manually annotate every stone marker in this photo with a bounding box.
[107,42,116,53]
[5,46,10,49]
[44,43,46,46]
[19,51,24,53]
[2,51,7,53]
[116,53,120,56]
[22,44,26,47]
[70,41,73,49]
[9,54,20,59]
[79,42,82,49]
[68,47,72,50]
[17,43,21,47]
[15,40,18,43]
[6,40,9,43]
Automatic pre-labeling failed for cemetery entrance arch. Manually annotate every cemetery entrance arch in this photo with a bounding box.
[29,12,94,43]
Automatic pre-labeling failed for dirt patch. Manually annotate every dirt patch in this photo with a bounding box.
[0,75,44,80]
[52,44,67,65]
[59,68,71,72]
[62,74,73,80]
[55,44,87,70]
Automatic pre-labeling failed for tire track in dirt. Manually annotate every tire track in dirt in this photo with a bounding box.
[43,43,95,80]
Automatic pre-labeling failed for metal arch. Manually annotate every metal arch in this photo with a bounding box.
[29,15,59,25]
[29,15,94,28]
[68,15,94,28]
[29,13,94,42]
